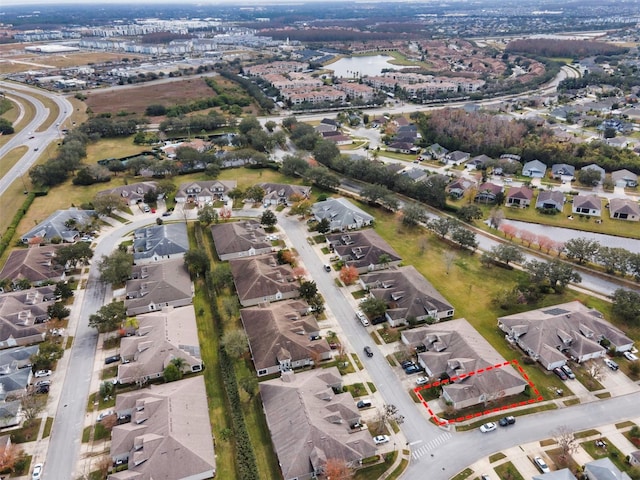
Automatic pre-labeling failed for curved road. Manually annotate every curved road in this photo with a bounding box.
[0,81,73,197]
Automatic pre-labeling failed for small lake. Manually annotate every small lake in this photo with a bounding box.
[327,55,404,78]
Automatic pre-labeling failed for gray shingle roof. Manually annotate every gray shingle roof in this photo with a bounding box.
[326,229,401,271]
[229,253,299,306]
[311,198,374,231]
[0,245,65,284]
[133,223,189,263]
[20,208,96,243]
[210,220,272,260]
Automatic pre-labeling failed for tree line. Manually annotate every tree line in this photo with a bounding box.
[505,39,626,58]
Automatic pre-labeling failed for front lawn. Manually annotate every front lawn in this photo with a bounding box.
[495,461,524,480]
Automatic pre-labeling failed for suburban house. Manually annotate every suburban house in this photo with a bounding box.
[326,229,402,274]
[132,223,189,265]
[426,143,449,160]
[174,180,237,204]
[359,266,454,327]
[467,154,493,170]
[387,141,414,154]
[402,318,527,410]
[584,458,632,480]
[402,167,429,183]
[536,191,566,212]
[0,286,55,348]
[260,182,311,206]
[20,208,96,244]
[0,345,39,426]
[612,169,638,188]
[580,164,606,185]
[506,186,534,208]
[315,123,337,134]
[498,301,633,370]
[0,245,65,286]
[109,376,216,480]
[609,198,640,221]
[124,259,193,316]
[229,253,299,307]
[572,194,602,217]
[241,299,331,377]
[474,182,503,204]
[97,181,159,206]
[117,306,204,385]
[522,159,547,178]
[311,198,374,232]
[260,368,377,480]
[445,150,471,166]
[447,178,476,199]
[211,220,274,261]
[551,164,576,181]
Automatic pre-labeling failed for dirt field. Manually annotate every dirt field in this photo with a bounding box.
[84,77,217,116]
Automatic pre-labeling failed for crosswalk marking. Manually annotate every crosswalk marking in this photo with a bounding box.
[411,432,452,460]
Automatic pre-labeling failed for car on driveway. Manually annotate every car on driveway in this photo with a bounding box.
[32,463,43,479]
[561,365,576,379]
[400,360,415,369]
[416,376,429,386]
[364,346,373,357]
[624,351,639,361]
[97,410,115,422]
[373,435,390,445]
[604,358,619,371]
[480,422,497,433]
[105,355,121,365]
[553,367,568,380]
[404,364,422,374]
[499,416,516,427]
[35,380,51,387]
[533,456,551,473]
[34,370,51,378]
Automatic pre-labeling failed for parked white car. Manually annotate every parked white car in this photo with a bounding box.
[373,435,390,445]
[416,376,429,386]
[34,370,52,378]
[534,456,551,473]
[624,351,638,361]
[479,422,497,433]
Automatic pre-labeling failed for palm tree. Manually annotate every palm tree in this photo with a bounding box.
[170,357,187,373]
[378,253,392,270]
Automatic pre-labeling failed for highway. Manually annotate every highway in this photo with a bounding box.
[0,81,73,197]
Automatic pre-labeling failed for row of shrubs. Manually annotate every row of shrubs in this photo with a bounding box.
[0,192,38,258]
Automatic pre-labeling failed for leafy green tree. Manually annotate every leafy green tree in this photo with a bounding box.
[596,246,629,275]
[47,302,70,321]
[30,342,63,371]
[98,251,133,285]
[93,193,123,216]
[260,209,277,228]
[359,296,387,319]
[317,218,331,234]
[563,238,600,264]
[55,242,94,268]
[308,293,325,315]
[313,140,340,167]
[450,226,478,250]
[88,301,126,333]
[239,376,258,398]
[298,280,318,303]
[611,289,640,323]
[238,115,262,135]
[244,185,265,203]
[209,263,234,294]
[576,168,603,186]
[281,155,309,177]
[54,280,74,300]
[99,380,115,400]
[264,120,277,132]
[491,244,525,266]
[163,363,182,382]
[197,204,219,226]
[402,204,426,226]
[184,249,210,277]
[305,167,340,190]
[456,204,483,223]
[524,259,581,292]
[427,217,454,238]
[221,329,248,358]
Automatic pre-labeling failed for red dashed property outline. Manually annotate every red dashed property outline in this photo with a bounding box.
[413,359,542,426]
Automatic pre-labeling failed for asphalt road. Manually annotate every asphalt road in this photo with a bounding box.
[0,81,73,197]
[44,216,158,480]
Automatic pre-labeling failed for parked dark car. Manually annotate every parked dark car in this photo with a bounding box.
[499,416,516,426]
[400,360,415,369]
[553,367,568,380]
[404,364,423,374]
[105,355,121,365]
[364,346,373,357]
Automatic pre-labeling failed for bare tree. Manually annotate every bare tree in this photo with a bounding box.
[553,426,578,466]
[0,443,22,473]
[586,361,603,382]
[444,251,457,274]
[21,392,46,424]
[324,458,354,480]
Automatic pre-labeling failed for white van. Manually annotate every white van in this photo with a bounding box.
[356,311,369,327]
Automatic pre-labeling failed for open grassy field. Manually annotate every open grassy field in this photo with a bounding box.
[85,136,149,163]
[0,146,28,179]
[0,50,142,75]
[85,77,217,117]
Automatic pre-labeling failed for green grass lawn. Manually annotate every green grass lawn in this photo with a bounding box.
[580,437,628,473]
[495,461,524,480]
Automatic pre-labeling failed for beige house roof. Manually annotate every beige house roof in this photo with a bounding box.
[97,181,159,204]
[360,266,454,323]
[259,368,376,480]
[609,198,640,219]
[326,229,401,272]
[109,376,215,480]
[240,300,330,372]
[498,301,633,365]
[124,260,193,316]
[0,245,65,285]
[229,253,299,306]
[403,318,526,406]
[0,287,54,347]
[118,306,202,385]
[260,182,311,203]
[210,220,272,260]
